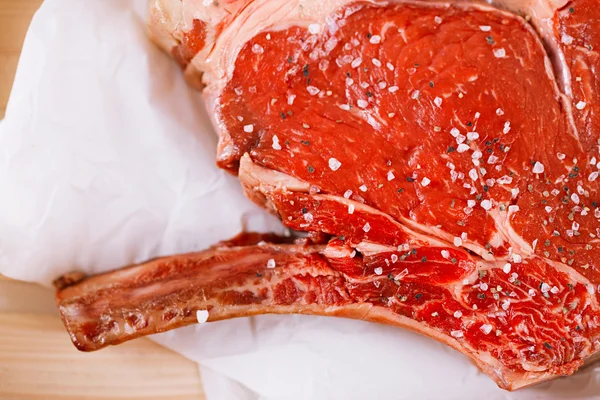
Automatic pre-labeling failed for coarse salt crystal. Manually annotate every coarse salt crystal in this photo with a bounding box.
[481,199,493,210]
[339,104,351,111]
[372,58,382,67]
[472,151,483,159]
[357,99,369,108]
[457,143,470,153]
[503,263,512,274]
[450,127,460,137]
[480,25,491,32]
[557,152,566,160]
[545,206,553,213]
[480,324,493,334]
[351,57,363,68]
[441,250,450,259]
[571,193,580,204]
[344,190,353,199]
[512,253,522,263]
[453,310,463,318]
[561,33,574,45]
[421,177,431,186]
[386,171,395,181]
[363,222,371,232]
[196,310,209,323]
[267,258,276,268]
[503,121,511,134]
[303,212,313,222]
[434,16,443,24]
[496,108,504,116]
[508,205,519,213]
[434,97,443,107]
[307,86,320,95]
[378,81,387,89]
[369,35,382,44]
[288,94,296,105]
[388,86,399,93]
[469,169,478,181]
[467,131,479,140]
[493,48,506,58]
[540,282,551,293]
[391,254,398,263]
[450,330,464,338]
[528,288,536,296]
[359,184,368,192]
[589,171,599,182]
[374,267,383,275]
[272,135,282,150]
[346,78,354,86]
[576,101,587,110]
[348,204,355,214]
[551,286,559,294]
[252,44,264,54]
[411,90,420,99]
[328,157,342,171]
[386,62,395,71]
[243,124,254,133]
[468,200,476,208]
[532,161,545,174]
[454,237,462,246]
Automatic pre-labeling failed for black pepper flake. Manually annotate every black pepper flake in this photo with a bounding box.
[366,91,373,97]
[592,201,598,207]
[483,185,489,192]
[287,56,293,63]
[485,140,492,146]
[568,173,578,179]
[543,342,553,350]
[558,247,564,252]
[479,270,488,278]
[388,273,394,280]
[285,139,290,146]
[447,146,456,153]
[301,140,310,146]
[514,279,521,285]
[569,6,575,13]
[485,243,491,250]
[429,81,434,87]
[466,121,473,127]
[397,188,405,193]
[411,249,417,255]
[406,177,415,182]
[415,293,423,300]
[477,293,486,299]
[421,256,427,263]
[492,138,499,143]
[544,239,551,246]
[287,110,293,116]
[302,64,309,77]
[451,257,457,264]
[346,72,351,77]
[307,165,315,173]
[339,235,346,241]
[486,36,495,45]
[486,148,493,153]
[527,184,534,192]
[256,272,262,277]
[301,207,308,214]
[476,194,483,201]
[280,112,287,120]
[576,325,582,331]
[567,283,574,290]
[414,63,420,67]
[366,32,372,38]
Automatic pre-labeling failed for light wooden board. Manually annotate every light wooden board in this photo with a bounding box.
[0,0,207,398]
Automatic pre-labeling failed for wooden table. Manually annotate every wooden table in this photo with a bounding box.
[0,1,206,398]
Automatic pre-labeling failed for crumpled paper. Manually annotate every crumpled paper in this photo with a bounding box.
[0,1,597,399]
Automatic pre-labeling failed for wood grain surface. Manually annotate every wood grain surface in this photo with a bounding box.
[0,1,207,398]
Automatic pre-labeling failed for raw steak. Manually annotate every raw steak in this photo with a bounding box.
[56,0,600,391]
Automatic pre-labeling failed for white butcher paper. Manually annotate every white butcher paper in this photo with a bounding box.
[0,1,598,399]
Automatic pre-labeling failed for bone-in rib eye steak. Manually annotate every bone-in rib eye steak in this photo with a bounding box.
[55,0,600,391]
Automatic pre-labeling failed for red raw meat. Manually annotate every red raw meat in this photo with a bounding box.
[57,0,600,391]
